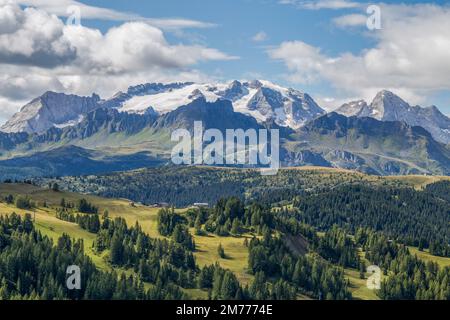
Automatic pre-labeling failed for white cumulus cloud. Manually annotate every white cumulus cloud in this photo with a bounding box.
[0,2,237,124]
[269,3,450,107]
[0,4,76,67]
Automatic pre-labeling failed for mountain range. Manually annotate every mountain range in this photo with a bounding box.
[335,90,450,144]
[1,80,325,134]
[0,80,449,178]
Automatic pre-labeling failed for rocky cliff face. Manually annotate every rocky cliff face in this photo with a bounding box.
[0,104,449,176]
[109,80,325,128]
[1,91,102,134]
[336,90,450,144]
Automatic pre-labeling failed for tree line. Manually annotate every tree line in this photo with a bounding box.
[0,213,154,300]
[293,185,449,256]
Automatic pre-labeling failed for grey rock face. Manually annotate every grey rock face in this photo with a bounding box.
[241,83,324,127]
[336,90,450,144]
[103,80,326,128]
[1,92,102,134]
[282,150,331,167]
[335,100,368,117]
[218,80,249,101]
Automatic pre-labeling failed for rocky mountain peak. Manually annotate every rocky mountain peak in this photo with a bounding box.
[335,90,450,144]
[246,80,263,89]
[188,89,205,100]
[365,90,409,120]
[1,92,102,134]
[335,100,368,117]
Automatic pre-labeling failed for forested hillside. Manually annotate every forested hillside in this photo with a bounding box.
[293,185,449,255]
[0,167,448,300]
[35,166,440,207]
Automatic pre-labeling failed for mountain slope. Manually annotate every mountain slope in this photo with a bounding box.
[335,91,450,144]
[0,145,162,179]
[335,100,368,117]
[286,112,450,175]
[0,97,449,177]
[153,96,263,132]
[0,98,272,165]
[108,80,325,128]
[0,80,325,136]
[1,92,102,134]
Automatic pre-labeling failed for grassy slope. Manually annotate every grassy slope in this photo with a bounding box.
[0,201,109,271]
[408,247,450,269]
[0,183,252,291]
[344,249,381,300]
[1,170,448,300]
[385,175,450,190]
[286,167,450,187]
[345,269,379,300]
[191,228,254,285]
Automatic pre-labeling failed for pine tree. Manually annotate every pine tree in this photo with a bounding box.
[52,183,59,192]
[110,234,124,265]
[5,194,14,204]
[194,215,203,235]
[249,272,269,300]
[231,218,241,236]
[217,243,226,259]
[359,262,366,279]
[0,278,9,300]
[220,271,239,299]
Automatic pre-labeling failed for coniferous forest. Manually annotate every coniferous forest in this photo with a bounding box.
[0,169,448,300]
[2,0,450,309]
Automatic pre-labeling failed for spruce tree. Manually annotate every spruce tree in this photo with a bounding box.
[217,243,226,259]
[231,218,241,236]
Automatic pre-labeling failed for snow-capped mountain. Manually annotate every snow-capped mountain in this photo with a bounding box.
[107,80,325,128]
[0,80,325,134]
[335,90,450,144]
[0,96,449,177]
[1,92,101,134]
[4,84,449,145]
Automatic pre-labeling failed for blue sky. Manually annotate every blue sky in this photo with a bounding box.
[77,0,450,112]
[80,0,379,92]
[1,0,450,122]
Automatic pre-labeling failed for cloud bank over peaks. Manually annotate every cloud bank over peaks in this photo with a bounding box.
[269,3,450,107]
[0,1,237,123]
